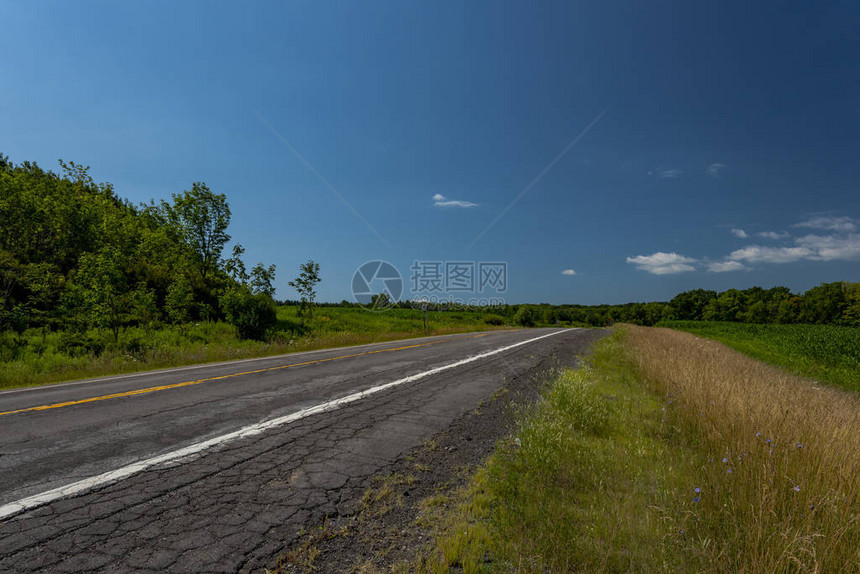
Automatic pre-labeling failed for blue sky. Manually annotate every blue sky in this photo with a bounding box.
[2,0,858,304]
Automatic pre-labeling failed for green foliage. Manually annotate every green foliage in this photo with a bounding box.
[70,248,131,341]
[483,314,505,326]
[0,154,280,340]
[288,260,321,323]
[513,305,537,327]
[670,288,717,320]
[164,275,195,325]
[668,283,859,326]
[57,330,105,358]
[220,288,277,340]
[250,262,277,297]
[0,305,509,389]
[167,182,231,280]
[844,283,860,326]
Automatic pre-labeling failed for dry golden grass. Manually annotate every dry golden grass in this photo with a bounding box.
[625,325,860,572]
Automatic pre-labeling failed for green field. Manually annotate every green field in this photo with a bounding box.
[0,306,507,389]
[658,321,860,392]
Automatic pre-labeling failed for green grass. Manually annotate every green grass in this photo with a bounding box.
[414,325,860,572]
[414,331,697,572]
[658,321,860,392]
[0,306,508,389]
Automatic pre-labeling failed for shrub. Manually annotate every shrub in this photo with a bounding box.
[483,314,505,326]
[221,289,277,340]
[0,332,24,362]
[513,306,537,327]
[57,331,104,358]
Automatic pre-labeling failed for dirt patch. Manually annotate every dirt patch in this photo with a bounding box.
[271,330,605,572]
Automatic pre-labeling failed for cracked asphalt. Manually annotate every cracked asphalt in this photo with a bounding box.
[0,327,603,572]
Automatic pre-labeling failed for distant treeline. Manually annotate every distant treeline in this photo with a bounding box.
[2,154,858,343]
[298,282,860,328]
[0,155,278,340]
[557,281,860,327]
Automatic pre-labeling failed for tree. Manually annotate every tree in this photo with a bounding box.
[715,289,746,321]
[165,275,195,326]
[775,298,800,324]
[72,248,130,342]
[250,262,277,297]
[223,244,249,284]
[742,300,768,323]
[128,283,158,330]
[168,183,231,280]
[799,282,847,324]
[670,289,717,320]
[843,283,860,326]
[288,260,321,325]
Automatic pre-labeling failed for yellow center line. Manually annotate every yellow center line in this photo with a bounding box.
[0,333,492,417]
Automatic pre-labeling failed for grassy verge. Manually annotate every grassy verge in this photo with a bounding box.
[0,307,507,389]
[415,326,860,572]
[659,320,860,392]
[414,330,694,572]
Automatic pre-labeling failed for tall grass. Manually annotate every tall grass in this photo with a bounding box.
[659,321,860,392]
[416,326,860,572]
[625,326,860,571]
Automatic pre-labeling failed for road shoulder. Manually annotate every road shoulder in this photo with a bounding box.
[270,328,606,572]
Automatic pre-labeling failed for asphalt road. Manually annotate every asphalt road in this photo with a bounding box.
[0,327,604,572]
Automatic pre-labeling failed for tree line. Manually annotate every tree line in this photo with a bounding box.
[0,155,296,342]
[502,282,860,327]
[2,153,857,347]
[310,284,860,329]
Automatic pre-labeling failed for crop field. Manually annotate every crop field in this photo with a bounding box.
[658,321,860,392]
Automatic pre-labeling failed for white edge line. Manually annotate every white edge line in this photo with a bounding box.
[0,329,570,521]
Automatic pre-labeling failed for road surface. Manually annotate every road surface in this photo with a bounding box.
[0,327,604,572]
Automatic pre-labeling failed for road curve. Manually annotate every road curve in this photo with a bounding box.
[0,327,604,572]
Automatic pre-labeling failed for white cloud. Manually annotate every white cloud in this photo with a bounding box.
[722,232,860,267]
[707,260,747,273]
[626,252,697,275]
[728,245,814,264]
[627,216,860,276]
[648,168,682,179]
[706,163,726,177]
[794,216,857,233]
[757,231,791,240]
[561,269,576,276]
[432,194,478,208]
[795,234,860,261]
